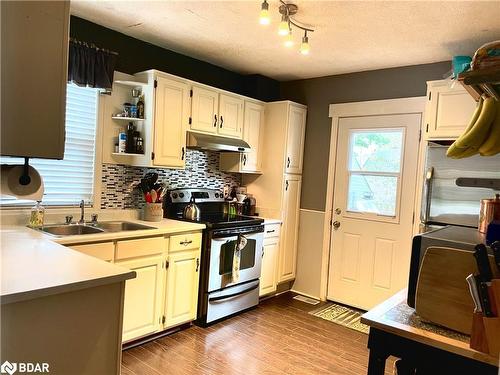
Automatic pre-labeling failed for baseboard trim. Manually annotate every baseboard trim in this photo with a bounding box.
[291,289,321,301]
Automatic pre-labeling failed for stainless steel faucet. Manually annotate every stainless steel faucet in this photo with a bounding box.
[78,200,85,224]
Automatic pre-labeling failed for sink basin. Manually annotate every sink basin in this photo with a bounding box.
[95,221,156,232]
[40,224,105,236]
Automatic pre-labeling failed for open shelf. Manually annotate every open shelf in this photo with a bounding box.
[111,116,145,121]
[458,67,500,102]
[112,152,144,157]
[114,80,148,88]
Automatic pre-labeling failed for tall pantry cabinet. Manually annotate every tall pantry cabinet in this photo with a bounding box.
[243,101,307,284]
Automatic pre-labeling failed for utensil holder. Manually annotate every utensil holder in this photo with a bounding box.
[143,203,163,222]
[470,280,500,357]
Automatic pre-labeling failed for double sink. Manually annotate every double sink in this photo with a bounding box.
[38,221,156,237]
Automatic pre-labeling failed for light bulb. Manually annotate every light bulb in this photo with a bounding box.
[278,15,289,36]
[300,34,310,55]
[259,1,270,25]
[284,30,294,48]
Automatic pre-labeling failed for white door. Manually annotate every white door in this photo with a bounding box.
[191,86,219,134]
[164,250,200,328]
[260,236,279,296]
[118,255,165,342]
[278,174,302,282]
[327,113,420,310]
[153,77,190,168]
[241,101,264,172]
[218,94,244,138]
[285,105,307,174]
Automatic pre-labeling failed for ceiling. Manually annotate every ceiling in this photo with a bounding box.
[71,1,500,81]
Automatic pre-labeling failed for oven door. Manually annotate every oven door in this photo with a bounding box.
[207,226,264,292]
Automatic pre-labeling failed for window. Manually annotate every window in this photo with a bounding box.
[1,84,99,206]
[346,129,404,217]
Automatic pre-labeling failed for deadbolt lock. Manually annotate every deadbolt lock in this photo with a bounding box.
[335,208,342,215]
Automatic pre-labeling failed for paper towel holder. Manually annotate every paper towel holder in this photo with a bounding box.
[19,157,31,186]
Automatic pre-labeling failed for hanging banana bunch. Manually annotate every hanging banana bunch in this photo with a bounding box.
[447,95,500,158]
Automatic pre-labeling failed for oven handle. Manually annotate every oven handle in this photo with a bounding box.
[211,228,264,238]
[208,284,259,302]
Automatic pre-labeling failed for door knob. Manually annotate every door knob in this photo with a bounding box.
[332,221,341,230]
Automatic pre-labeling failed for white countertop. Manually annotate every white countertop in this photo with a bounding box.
[0,219,205,305]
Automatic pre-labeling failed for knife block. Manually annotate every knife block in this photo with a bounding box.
[470,280,500,357]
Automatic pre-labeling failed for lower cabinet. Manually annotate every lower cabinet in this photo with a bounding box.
[259,237,279,296]
[164,249,200,328]
[116,255,165,343]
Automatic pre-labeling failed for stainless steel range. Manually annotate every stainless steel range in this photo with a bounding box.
[164,188,264,326]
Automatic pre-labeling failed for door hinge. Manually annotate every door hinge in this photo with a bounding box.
[154,79,158,89]
[425,123,429,133]
[151,152,155,160]
[189,117,192,125]
[190,89,193,97]
[161,315,166,324]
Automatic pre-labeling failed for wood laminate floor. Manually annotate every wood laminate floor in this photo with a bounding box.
[121,293,395,375]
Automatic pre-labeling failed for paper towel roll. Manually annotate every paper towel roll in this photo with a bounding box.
[0,165,44,201]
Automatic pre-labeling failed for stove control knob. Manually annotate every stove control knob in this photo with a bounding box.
[179,192,184,198]
[172,193,178,199]
[214,193,219,198]
[219,191,224,198]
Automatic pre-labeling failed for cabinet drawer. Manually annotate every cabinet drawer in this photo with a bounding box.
[169,233,202,252]
[69,242,114,262]
[115,237,165,260]
[264,223,281,238]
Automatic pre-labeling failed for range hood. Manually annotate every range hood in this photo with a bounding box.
[186,131,251,152]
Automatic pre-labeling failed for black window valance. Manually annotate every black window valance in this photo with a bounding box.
[68,38,118,90]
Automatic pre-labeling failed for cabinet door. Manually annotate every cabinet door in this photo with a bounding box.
[278,175,302,282]
[260,237,279,296]
[241,102,265,172]
[425,82,476,139]
[218,94,244,138]
[285,105,307,174]
[164,249,200,328]
[153,77,190,168]
[117,255,165,342]
[191,86,219,134]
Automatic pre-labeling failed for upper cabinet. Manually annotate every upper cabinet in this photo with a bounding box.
[219,101,265,174]
[191,86,244,139]
[424,80,477,140]
[153,76,190,168]
[285,105,307,174]
[1,1,69,159]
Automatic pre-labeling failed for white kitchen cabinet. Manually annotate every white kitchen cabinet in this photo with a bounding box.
[117,255,165,342]
[164,249,200,328]
[1,1,69,159]
[218,94,244,138]
[191,86,219,134]
[153,76,190,168]
[285,105,307,174]
[278,175,302,282]
[259,223,281,296]
[219,101,265,173]
[424,80,477,139]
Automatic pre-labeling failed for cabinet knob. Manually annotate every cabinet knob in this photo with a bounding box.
[285,180,289,191]
[196,258,200,272]
[181,147,185,160]
[213,114,217,127]
[287,157,291,168]
[243,154,247,165]
[220,116,224,128]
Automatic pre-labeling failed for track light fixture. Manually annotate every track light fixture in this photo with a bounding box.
[259,0,314,54]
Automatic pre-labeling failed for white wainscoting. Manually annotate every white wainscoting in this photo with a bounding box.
[291,209,326,300]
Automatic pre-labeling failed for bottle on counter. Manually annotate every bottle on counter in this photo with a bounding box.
[29,201,45,228]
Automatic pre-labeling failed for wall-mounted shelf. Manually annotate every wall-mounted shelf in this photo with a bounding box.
[111,116,145,121]
[114,80,148,88]
[112,152,145,157]
[458,67,500,102]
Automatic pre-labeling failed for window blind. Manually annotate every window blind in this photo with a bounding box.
[0,84,98,206]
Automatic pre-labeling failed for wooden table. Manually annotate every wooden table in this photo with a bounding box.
[361,289,499,375]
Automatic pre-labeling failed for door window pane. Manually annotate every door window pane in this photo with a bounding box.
[349,130,403,173]
[347,175,398,216]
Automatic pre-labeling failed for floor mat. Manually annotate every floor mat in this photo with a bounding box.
[292,295,320,305]
[309,303,369,334]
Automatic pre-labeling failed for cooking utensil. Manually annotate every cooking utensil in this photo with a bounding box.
[474,244,493,283]
[492,241,500,272]
[151,189,158,203]
[479,193,500,233]
[183,196,201,221]
[478,281,494,317]
[466,274,483,313]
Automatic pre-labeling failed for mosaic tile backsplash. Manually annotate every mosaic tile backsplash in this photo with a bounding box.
[101,150,241,209]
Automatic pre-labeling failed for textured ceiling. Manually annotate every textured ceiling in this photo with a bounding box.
[71,1,500,81]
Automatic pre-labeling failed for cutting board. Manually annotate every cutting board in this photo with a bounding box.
[415,246,499,334]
